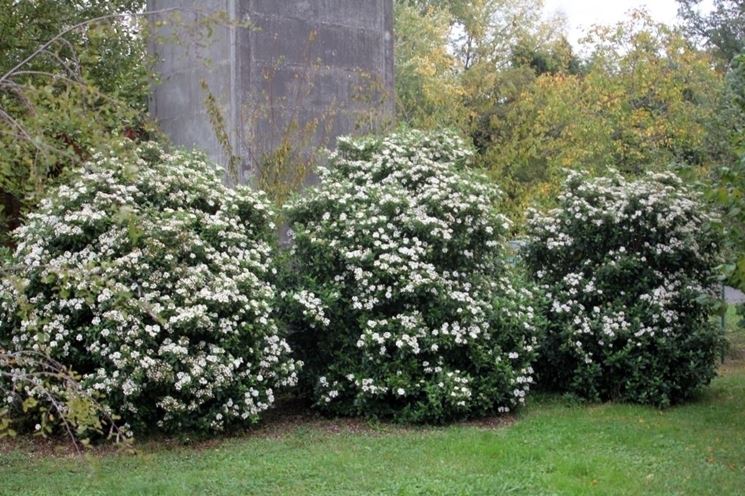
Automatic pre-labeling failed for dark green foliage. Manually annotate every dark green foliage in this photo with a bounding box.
[525,172,726,406]
[677,0,745,65]
[281,130,543,423]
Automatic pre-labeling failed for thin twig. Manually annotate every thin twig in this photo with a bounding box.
[0,7,181,85]
[1,350,130,453]
[8,70,138,107]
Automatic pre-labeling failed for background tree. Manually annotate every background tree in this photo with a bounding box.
[704,52,745,302]
[0,0,151,246]
[394,1,465,129]
[677,0,745,66]
[475,11,731,222]
[394,0,556,130]
[510,35,582,76]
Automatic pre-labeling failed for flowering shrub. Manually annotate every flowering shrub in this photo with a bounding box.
[281,130,542,422]
[0,142,300,433]
[524,171,725,406]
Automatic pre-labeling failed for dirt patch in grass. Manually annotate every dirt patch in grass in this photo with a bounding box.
[459,414,517,430]
[719,355,745,375]
[725,338,745,362]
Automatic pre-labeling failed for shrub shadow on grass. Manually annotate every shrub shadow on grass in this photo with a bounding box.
[0,396,519,460]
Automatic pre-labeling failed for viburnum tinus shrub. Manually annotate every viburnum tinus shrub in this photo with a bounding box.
[281,130,543,423]
[524,171,725,406]
[0,142,300,434]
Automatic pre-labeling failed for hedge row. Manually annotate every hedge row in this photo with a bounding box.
[0,131,725,436]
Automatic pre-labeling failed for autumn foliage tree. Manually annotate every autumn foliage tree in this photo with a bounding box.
[476,11,731,221]
[394,1,465,129]
[394,0,555,132]
[677,0,745,66]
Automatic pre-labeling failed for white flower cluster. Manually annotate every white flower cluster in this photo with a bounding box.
[291,290,330,328]
[0,143,300,432]
[525,170,724,405]
[284,130,541,422]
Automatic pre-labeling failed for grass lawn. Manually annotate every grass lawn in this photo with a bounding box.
[1,315,744,495]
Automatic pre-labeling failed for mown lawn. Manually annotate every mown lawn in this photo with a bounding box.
[2,318,744,495]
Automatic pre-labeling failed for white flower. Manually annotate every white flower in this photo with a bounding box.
[525,171,721,405]
[0,142,300,433]
[284,130,538,421]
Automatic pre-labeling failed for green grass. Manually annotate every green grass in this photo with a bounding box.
[2,321,745,496]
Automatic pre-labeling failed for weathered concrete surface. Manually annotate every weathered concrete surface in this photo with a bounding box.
[725,286,745,305]
[148,0,394,181]
[147,0,240,176]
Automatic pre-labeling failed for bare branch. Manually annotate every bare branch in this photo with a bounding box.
[0,7,182,85]
[1,349,131,452]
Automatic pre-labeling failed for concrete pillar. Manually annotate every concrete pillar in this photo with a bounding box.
[147,0,394,182]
